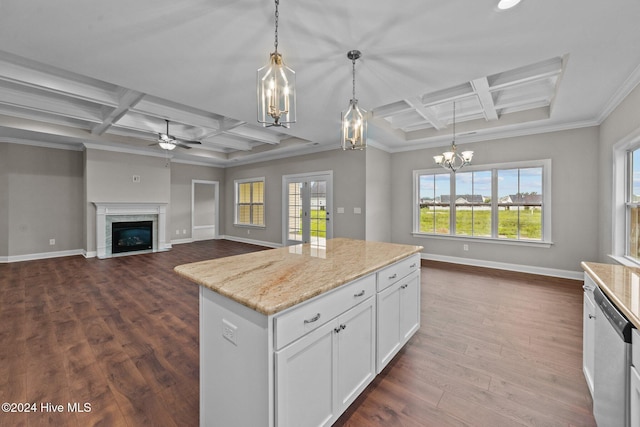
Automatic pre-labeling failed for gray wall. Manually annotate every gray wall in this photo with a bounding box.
[2,142,84,256]
[224,149,367,245]
[170,162,225,240]
[0,143,9,257]
[389,127,600,273]
[85,148,170,253]
[598,84,640,261]
[365,146,391,242]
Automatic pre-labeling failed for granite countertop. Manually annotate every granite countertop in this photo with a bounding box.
[175,238,423,316]
[581,261,640,329]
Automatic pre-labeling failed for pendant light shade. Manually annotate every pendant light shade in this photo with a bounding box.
[257,0,296,128]
[341,50,366,150]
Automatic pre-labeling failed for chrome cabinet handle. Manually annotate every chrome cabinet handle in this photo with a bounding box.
[389,273,397,280]
[400,284,408,289]
[410,263,417,268]
[304,313,321,324]
[334,324,347,333]
[354,290,365,297]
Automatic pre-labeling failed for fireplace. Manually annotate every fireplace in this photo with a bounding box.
[93,202,168,259]
[112,221,153,254]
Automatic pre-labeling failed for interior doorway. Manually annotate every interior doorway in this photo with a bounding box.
[283,171,333,246]
[192,180,219,241]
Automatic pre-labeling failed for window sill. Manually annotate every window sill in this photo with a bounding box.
[608,254,640,267]
[234,224,266,229]
[411,232,553,248]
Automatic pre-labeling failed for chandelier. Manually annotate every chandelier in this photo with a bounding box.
[434,101,473,172]
[340,50,367,150]
[257,0,296,128]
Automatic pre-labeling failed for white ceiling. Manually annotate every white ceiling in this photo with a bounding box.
[0,0,639,166]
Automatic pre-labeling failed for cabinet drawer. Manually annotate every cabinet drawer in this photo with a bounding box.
[377,254,421,292]
[633,329,640,368]
[274,274,376,350]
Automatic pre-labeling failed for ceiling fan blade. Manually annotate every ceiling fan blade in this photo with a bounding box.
[178,139,201,145]
[175,142,192,149]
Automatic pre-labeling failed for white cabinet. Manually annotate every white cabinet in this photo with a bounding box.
[275,297,375,427]
[582,273,596,396]
[376,255,421,372]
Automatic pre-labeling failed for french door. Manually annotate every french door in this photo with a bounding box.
[283,172,333,246]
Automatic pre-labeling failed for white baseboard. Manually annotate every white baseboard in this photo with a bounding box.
[171,238,194,245]
[220,235,282,248]
[421,253,583,280]
[0,249,85,263]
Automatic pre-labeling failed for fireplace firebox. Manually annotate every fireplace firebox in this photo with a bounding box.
[111,221,153,254]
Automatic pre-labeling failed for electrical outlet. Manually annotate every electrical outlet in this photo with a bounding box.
[49,238,55,246]
[132,175,141,183]
[183,229,187,234]
[222,319,238,345]
[463,244,469,251]
[176,229,180,235]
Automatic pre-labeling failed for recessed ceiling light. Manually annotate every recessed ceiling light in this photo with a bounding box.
[498,0,521,10]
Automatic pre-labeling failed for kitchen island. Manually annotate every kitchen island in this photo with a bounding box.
[175,238,423,427]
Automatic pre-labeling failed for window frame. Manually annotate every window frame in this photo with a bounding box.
[234,177,266,228]
[412,159,552,247]
[625,146,640,263]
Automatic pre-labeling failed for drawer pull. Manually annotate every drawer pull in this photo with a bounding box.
[388,273,397,280]
[304,313,321,324]
[334,324,347,333]
[410,263,417,268]
[589,314,596,319]
[400,284,408,289]
[354,290,366,297]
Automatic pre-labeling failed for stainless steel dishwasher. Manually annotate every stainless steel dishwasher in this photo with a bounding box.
[593,286,633,427]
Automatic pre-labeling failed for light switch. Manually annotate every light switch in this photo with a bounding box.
[337,207,345,214]
[354,207,362,214]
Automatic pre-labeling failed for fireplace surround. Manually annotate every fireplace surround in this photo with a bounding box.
[94,202,168,259]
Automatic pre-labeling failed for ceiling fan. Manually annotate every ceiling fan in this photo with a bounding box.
[150,119,202,150]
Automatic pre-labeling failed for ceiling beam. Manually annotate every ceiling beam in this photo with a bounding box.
[405,97,446,130]
[91,89,145,135]
[471,78,499,122]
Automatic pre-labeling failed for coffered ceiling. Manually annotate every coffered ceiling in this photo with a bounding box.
[0,0,639,166]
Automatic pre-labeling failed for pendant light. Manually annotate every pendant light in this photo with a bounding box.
[433,101,473,172]
[257,0,296,128]
[340,50,367,150]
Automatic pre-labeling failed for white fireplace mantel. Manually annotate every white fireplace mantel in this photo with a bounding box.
[94,202,169,259]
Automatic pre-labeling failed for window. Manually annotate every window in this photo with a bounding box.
[414,160,551,244]
[627,148,640,262]
[235,178,265,226]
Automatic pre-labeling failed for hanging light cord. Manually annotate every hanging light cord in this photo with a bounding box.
[274,0,279,53]
[352,57,356,100]
[452,101,456,146]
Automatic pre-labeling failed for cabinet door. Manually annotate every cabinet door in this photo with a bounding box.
[377,282,401,372]
[336,297,376,410]
[582,290,595,396]
[275,319,338,427]
[399,273,420,344]
[632,366,640,427]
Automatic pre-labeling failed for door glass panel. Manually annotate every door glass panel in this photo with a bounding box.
[288,182,303,243]
[310,180,327,247]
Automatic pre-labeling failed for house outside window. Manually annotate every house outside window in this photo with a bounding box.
[414,160,551,245]
[235,178,265,227]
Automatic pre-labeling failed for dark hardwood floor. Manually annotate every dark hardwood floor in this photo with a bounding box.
[0,241,596,426]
